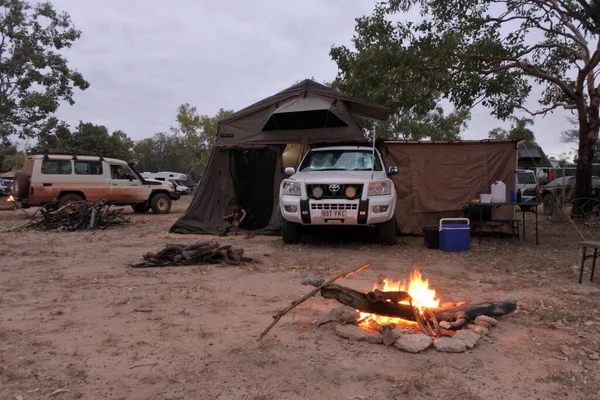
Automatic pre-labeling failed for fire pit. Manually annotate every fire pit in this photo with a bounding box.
[260,263,517,353]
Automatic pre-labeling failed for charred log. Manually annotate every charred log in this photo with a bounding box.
[129,240,252,268]
[302,278,517,330]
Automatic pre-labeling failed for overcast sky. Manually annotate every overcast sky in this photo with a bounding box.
[50,0,574,158]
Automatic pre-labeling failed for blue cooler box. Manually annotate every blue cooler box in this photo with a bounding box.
[439,218,471,252]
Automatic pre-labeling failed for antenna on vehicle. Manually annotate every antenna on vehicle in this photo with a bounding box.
[371,128,376,181]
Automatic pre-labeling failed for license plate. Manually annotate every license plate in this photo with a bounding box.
[321,210,347,219]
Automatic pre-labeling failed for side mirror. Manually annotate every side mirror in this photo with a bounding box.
[285,167,296,175]
[388,166,399,176]
[129,175,133,181]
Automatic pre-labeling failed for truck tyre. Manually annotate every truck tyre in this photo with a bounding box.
[59,193,84,207]
[281,221,301,244]
[543,194,554,216]
[132,203,150,213]
[150,193,171,214]
[377,217,397,245]
[13,170,30,198]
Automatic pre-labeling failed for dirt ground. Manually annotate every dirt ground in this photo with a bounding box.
[1,196,599,400]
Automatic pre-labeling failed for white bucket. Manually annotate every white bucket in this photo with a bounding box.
[480,194,492,203]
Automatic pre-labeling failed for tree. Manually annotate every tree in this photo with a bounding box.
[169,104,233,181]
[0,143,24,171]
[132,133,186,173]
[0,0,89,140]
[330,6,471,140]
[131,106,234,182]
[37,119,134,160]
[488,117,536,141]
[561,115,600,162]
[342,0,600,214]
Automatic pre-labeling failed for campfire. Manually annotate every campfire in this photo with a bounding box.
[358,270,439,330]
[260,263,517,353]
[6,195,14,202]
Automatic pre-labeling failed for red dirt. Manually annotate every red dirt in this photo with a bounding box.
[1,197,599,399]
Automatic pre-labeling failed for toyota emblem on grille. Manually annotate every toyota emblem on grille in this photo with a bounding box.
[329,184,340,192]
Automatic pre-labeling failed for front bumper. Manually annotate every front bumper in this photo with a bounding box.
[280,195,395,226]
[169,191,181,200]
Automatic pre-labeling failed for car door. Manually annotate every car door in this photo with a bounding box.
[109,164,143,203]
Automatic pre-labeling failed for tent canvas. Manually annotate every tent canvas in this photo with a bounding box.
[380,140,518,235]
[170,80,390,235]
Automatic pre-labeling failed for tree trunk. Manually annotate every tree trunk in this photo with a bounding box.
[573,98,598,217]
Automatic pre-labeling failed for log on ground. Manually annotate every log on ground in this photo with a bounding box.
[130,240,252,268]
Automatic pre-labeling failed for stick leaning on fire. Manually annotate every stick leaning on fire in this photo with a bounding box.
[259,262,517,340]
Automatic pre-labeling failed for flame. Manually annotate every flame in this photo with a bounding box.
[6,195,14,202]
[359,269,440,328]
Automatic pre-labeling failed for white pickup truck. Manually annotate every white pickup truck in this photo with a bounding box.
[279,146,398,244]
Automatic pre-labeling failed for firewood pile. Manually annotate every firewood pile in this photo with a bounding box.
[129,240,253,268]
[24,200,128,231]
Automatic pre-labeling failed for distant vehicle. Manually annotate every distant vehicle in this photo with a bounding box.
[143,171,188,182]
[537,176,600,215]
[141,173,191,195]
[0,179,11,195]
[12,149,181,213]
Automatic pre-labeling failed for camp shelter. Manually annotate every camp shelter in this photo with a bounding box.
[380,140,518,235]
[170,79,390,235]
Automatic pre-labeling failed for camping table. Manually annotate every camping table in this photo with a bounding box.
[465,202,540,246]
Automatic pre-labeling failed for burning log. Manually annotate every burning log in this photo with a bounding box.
[302,278,517,330]
[129,240,252,268]
[23,200,128,231]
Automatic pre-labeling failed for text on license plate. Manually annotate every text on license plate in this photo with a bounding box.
[321,210,347,219]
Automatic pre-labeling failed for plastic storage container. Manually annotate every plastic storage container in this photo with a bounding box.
[480,194,492,203]
[491,181,506,203]
[422,227,439,249]
[439,218,471,252]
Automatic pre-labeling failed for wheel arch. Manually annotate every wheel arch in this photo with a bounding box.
[58,190,87,200]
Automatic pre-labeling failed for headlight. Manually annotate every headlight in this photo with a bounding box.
[282,181,301,196]
[367,180,392,196]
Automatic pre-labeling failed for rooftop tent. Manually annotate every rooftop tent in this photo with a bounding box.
[215,80,390,146]
[517,141,552,169]
[170,79,390,235]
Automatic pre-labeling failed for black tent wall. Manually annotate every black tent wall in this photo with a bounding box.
[170,145,284,236]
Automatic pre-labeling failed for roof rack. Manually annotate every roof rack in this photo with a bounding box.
[27,148,106,161]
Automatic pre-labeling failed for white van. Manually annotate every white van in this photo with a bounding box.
[141,172,191,195]
[516,169,538,196]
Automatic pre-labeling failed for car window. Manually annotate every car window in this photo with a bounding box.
[110,164,136,180]
[75,161,103,175]
[517,172,536,185]
[41,159,72,175]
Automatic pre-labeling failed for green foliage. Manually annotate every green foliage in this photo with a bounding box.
[132,133,185,174]
[329,5,471,140]
[488,117,536,141]
[0,0,89,140]
[131,105,233,181]
[0,144,24,171]
[342,0,600,210]
[37,119,134,160]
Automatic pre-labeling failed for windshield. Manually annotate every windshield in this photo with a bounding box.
[299,150,383,172]
[517,172,536,185]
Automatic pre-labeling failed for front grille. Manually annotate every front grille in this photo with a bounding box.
[306,184,363,199]
[311,203,358,210]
